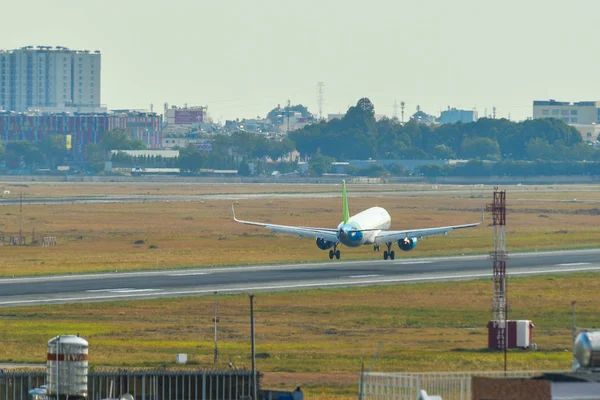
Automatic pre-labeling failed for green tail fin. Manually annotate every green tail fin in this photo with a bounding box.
[342,180,349,224]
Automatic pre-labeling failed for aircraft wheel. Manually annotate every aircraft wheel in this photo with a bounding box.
[383,251,388,260]
[329,250,334,260]
[390,251,395,260]
[335,250,341,260]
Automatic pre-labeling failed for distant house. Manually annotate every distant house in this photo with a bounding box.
[439,108,478,124]
[410,107,437,125]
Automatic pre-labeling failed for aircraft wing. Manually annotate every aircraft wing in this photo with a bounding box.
[373,219,483,244]
[232,205,339,242]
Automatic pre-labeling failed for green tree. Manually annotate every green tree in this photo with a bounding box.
[237,159,251,176]
[432,144,455,160]
[460,137,500,160]
[5,141,44,168]
[308,151,334,176]
[177,144,205,174]
[101,129,147,154]
[86,144,105,173]
[39,134,68,168]
[525,138,553,160]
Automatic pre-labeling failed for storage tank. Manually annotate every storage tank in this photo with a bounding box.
[46,335,88,399]
[574,331,600,369]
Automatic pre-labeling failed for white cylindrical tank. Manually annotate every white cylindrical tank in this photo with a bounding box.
[46,335,88,399]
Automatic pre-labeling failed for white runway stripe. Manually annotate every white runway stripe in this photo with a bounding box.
[557,263,591,266]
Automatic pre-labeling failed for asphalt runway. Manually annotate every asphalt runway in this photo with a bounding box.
[1,249,600,307]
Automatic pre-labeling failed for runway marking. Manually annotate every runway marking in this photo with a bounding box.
[86,288,162,293]
[394,261,433,265]
[3,266,600,307]
[167,272,210,276]
[348,274,381,278]
[557,263,591,266]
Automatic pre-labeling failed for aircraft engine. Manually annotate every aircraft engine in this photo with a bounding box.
[316,237,334,250]
[398,237,418,251]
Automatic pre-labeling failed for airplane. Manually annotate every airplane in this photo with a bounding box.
[232,180,482,260]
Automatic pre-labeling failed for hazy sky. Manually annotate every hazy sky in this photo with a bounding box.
[4,0,600,122]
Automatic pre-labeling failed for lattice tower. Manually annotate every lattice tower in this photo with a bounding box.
[488,189,507,320]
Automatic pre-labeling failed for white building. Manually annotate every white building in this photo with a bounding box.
[533,100,600,125]
[0,46,102,113]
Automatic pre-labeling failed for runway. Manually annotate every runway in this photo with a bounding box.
[1,249,600,307]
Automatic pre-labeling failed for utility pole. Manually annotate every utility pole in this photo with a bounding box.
[19,191,23,245]
[249,293,257,400]
[571,301,577,345]
[213,291,219,364]
[286,99,291,134]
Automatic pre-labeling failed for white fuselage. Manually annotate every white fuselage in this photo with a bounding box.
[337,206,391,247]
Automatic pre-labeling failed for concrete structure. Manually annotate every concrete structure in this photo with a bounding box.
[439,108,478,124]
[0,46,102,113]
[533,100,600,125]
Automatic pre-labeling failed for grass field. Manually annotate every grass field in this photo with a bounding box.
[0,273,598,399]
[1,183,600,276]
[1,182,599,399]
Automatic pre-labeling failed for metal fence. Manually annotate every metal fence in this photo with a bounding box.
[359,370,563,400]
[0,369,259,400]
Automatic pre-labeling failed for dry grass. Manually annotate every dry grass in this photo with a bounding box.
[0,273,598,398]
[1,185,600,276]
[0,182,467,198]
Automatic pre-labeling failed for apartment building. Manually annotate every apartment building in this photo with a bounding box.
[0,46,101,113]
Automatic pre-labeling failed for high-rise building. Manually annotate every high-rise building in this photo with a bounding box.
[0,46,102,113]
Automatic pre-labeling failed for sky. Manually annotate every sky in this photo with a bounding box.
[3,0,600,123]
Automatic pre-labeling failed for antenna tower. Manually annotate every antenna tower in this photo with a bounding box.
[487,188,508,371]
[317,82,325,121]
[492,106,497,119]
[400,101,405,123]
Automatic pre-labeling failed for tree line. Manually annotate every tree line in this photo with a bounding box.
[288,98,592,162]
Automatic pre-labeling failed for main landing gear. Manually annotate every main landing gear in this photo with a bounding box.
[383,242,395,260]
[329,243,341,260]
[373,244,380,252]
